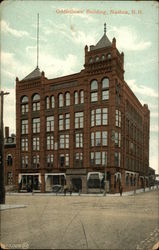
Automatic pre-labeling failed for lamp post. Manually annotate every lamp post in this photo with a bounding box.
[104,158,107,196]
[0,91,10,204]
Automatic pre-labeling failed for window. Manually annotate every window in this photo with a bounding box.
[101,55,105,61]
[75,133,83,148]
[59,154,69,167]
[59,114,64,130]
[33,118,40,133]
[32,94,40,111]
[21,120,28,134]
[90,151,107,166]
[59,134,69,149]
[65,92,70,106]
[21,96,28,114]
[75,153,83,167]
[33,137,40,151]
[114,152,121,167]
[115,132,121,147]
[95,56,99,62]
[91,80,98,102]
[91,131,108,146]
[102,78,109,100]
[7,172,13,185]
[46,96,49,109]
[21,138,28,151]
[47,135,54,150]
[46,116,54,132]
[89,57,93,63]
[80,90,84,104]
[65,114,70,129]
[107,53,111,59]
[51,96,55,108]
[75,112,84,129]
[74,91,78,105]
[59,93,63,107]
[7,155,12,166]
[91,108,108,127]
[115,110,121,127]
[33,155,40,168]
[47,154,53,167]
[21,155,28,168]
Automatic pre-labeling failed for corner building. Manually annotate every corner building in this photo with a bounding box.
[15,27,150,193]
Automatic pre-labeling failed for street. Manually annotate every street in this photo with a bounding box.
[1,190,158,249]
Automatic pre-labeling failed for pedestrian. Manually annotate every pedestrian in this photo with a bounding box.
[64,184,67,196]
[119,185,123,196]
[69,182,73,196]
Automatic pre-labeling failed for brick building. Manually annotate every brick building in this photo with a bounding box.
[4,127,16,188]
[15,25,150,193]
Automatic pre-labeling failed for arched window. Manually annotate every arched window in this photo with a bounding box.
[65,92,70,106]
[51,96,55,108]
[21,96,28,103]
[95,56,99,62]
[46,96,49,109]
[89,57,93,64]
[59,93,63,107]
[91,80,98,102]
[80,90,84,104]
[91,80,98,91]
[102,78,109,100]
[21,96,28,114]
[107,53,111,59]
[7,154,12,166]
[32,94,40,111]
[74,91,78,105]
[101,55,105,61]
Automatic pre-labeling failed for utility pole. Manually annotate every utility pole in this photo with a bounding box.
[0,91,9,204]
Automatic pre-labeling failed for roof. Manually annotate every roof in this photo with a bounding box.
[22,67,41,81]
[90,34,111,51]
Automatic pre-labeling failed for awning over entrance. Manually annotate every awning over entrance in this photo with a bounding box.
[18,173,41,183]
[87,172,104,181]
[45,173,66,182]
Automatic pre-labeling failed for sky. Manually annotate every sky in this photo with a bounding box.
[0,1,158,173]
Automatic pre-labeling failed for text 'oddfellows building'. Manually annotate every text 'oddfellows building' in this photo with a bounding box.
[15,25,150,193]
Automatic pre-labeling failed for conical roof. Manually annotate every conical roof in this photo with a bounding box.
[90,34,111,51]
[22,67,41,81]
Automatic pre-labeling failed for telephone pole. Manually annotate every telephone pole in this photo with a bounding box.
[0,91,9,204]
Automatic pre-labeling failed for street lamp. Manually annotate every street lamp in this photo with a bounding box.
[0,91,10,204]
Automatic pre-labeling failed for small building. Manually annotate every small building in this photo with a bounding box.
[15,24,151,193]
[4,127,16,189]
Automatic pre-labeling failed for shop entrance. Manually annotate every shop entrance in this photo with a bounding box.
[71,178,82,192]
[19,175,40,191]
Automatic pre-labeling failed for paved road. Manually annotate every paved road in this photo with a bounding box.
[1,190,158,249]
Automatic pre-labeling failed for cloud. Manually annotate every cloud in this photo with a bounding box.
[108,26,151,51]
[1,20,29,38]
[150,124,159,133]
[43,21,96,47]
[151,112,158,118]
[1,51,32,80]
[127,79,158,98]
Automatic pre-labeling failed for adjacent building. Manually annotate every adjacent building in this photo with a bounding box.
[15,25,151,193]
[4,127,16,188]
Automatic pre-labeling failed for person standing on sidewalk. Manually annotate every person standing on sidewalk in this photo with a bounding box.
[119,185,123,196]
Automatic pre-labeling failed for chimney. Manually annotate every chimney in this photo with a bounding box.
[5,126,9,138]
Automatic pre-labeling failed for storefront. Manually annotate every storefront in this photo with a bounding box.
[45,173,66,192]
[18,173,41,192]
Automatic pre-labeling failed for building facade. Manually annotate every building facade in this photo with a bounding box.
[4,127,16,188]
[15,26,150,193]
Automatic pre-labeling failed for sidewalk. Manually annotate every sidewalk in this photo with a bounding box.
[5,185,158,197]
